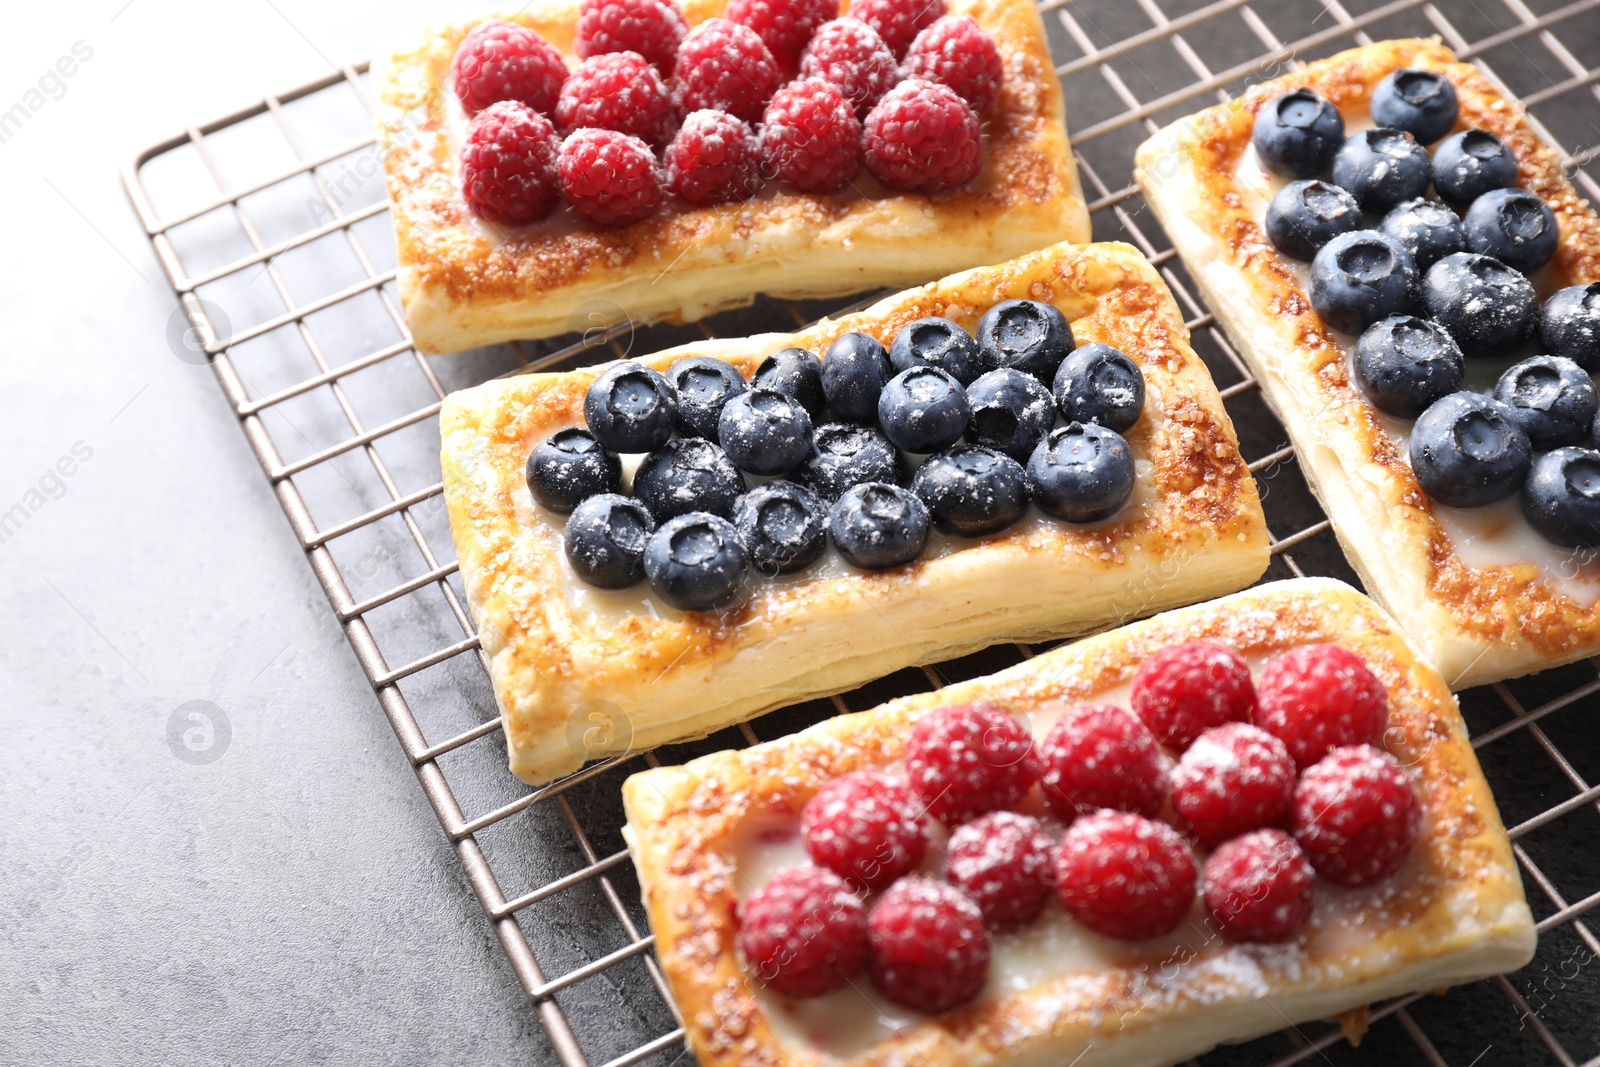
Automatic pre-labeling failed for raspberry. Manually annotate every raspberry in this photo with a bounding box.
[554,52,674,146]
[739,865,869,997]
[1254,643,1389,768]
[1038,704,1168,822]
[664,110,764,205]
[451,20,569,116]
[575,0,689,73]
[728,0,841,74]
[802,770,929,890]
[800,18,900,118]
[848,0,945,57]
[460,101,562,225]
[901,15,1003,114]
[558,129,663,226]
[943,811,1054,931]
[671,19,783,123]
[1171,723,1296,849]
[904,703,1040,825]
[1203,829,1316,943]
[863,79,982,193]
[1293,744,1421,887]
[1130,639,1256,750]
[1056,811,1197,941]
[761,78,863,193]
[867,877,989,1013]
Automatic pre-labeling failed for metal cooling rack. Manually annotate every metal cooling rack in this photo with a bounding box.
[122,1,1600,1063]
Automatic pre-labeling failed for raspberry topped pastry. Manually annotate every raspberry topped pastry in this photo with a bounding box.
[623,578,1534,1067]
[373,0,1088,353]
[1135,39,1600,687]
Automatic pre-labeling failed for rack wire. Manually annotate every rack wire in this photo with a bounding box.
[122,0,1600,1063]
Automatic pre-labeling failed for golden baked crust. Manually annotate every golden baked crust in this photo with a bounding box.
[1134,38,1600,689]
[373,0,1090,355]
[620,577,1536,1067]
[441,241,1269,786]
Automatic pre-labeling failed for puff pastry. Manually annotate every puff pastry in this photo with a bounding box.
[621,576,1536,1067]
[440,241,1269,786]
[1134,38,1600,689]
[372,0,1090,355]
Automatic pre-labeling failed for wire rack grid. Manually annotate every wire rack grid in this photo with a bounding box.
[122,1,1600,1064]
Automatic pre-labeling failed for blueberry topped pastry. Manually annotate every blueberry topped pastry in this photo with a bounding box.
[718,389,814,475]
[1369,68,1459,143]
[879,366,971,453]
[643,512,750,611]
[1331,128,1432,213]
[975,299,1076,384]
[821,332,894,423]
[1421,252,1538,358]
[1265,180,1361,261]
[1492,356,1598,451]
[1027,423,1136,523]
[632,437,745,522]
[668,356,746,440]
[800,422,902,501]
[732,481,827,576]
[910,445,1029,537]
[965,368,1055,461]
[564,493,656,588]
[1523,447,1600,548]
[1463,187,1558,275]
[1540,283,1600,372]
[754,347,827,418]
[888,317,984,386]
[1352,314,1464,419]
[1308,231,1418,335]
[526,428,623,513]
[584,362,678,452]
[1052,343,1145,432]
[829,482,930,569]
[1252,90,1344,177]
[1430,130,1518,209]
[1379,198,1465,270]
[1409,392,1531,508]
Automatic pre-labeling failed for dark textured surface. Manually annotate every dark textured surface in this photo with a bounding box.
[7,1,1600,1065]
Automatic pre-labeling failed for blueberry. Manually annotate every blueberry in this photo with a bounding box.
[1265,180,1361,261]
[1330,128,1431,213]
[583,362,677,453]
[717,389,813,475]
[631,437,744,522]
[1052,343,1145,432]
[642,512,749,611]
[829,482,930,569]
[1431,130,1518,209]
[732,481,827,575]
[564,493,655,588]
[878,366,971,453]
[753,347,826,419]
[965,368,1055,461]
[1463,187,1558,275]
[1027,423,1137,523]
[1422,252,1538,358]
[1379,198,1465,270]
[1542,284,1600,372]
[1353,314,1465,419]
[668,356,746,440]
[526,428,623,513]
[1523,447,1600,548]
[821,332,893,422]
[1492,356,1598,450]
[1308,231,1417,335]
[1251,90,1344,178]
[888,317,983,385]
[974,299,1075,384]
[1370,68,1459,144]
[910,446,1029,537]
[801,422,901,501]
[1409,392,1531,508]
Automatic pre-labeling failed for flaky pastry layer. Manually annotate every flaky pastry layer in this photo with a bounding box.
[1134,38,1600,688]
[440,241,1268,786]
[373,0,1089,354]
[621,577,1535,1067]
